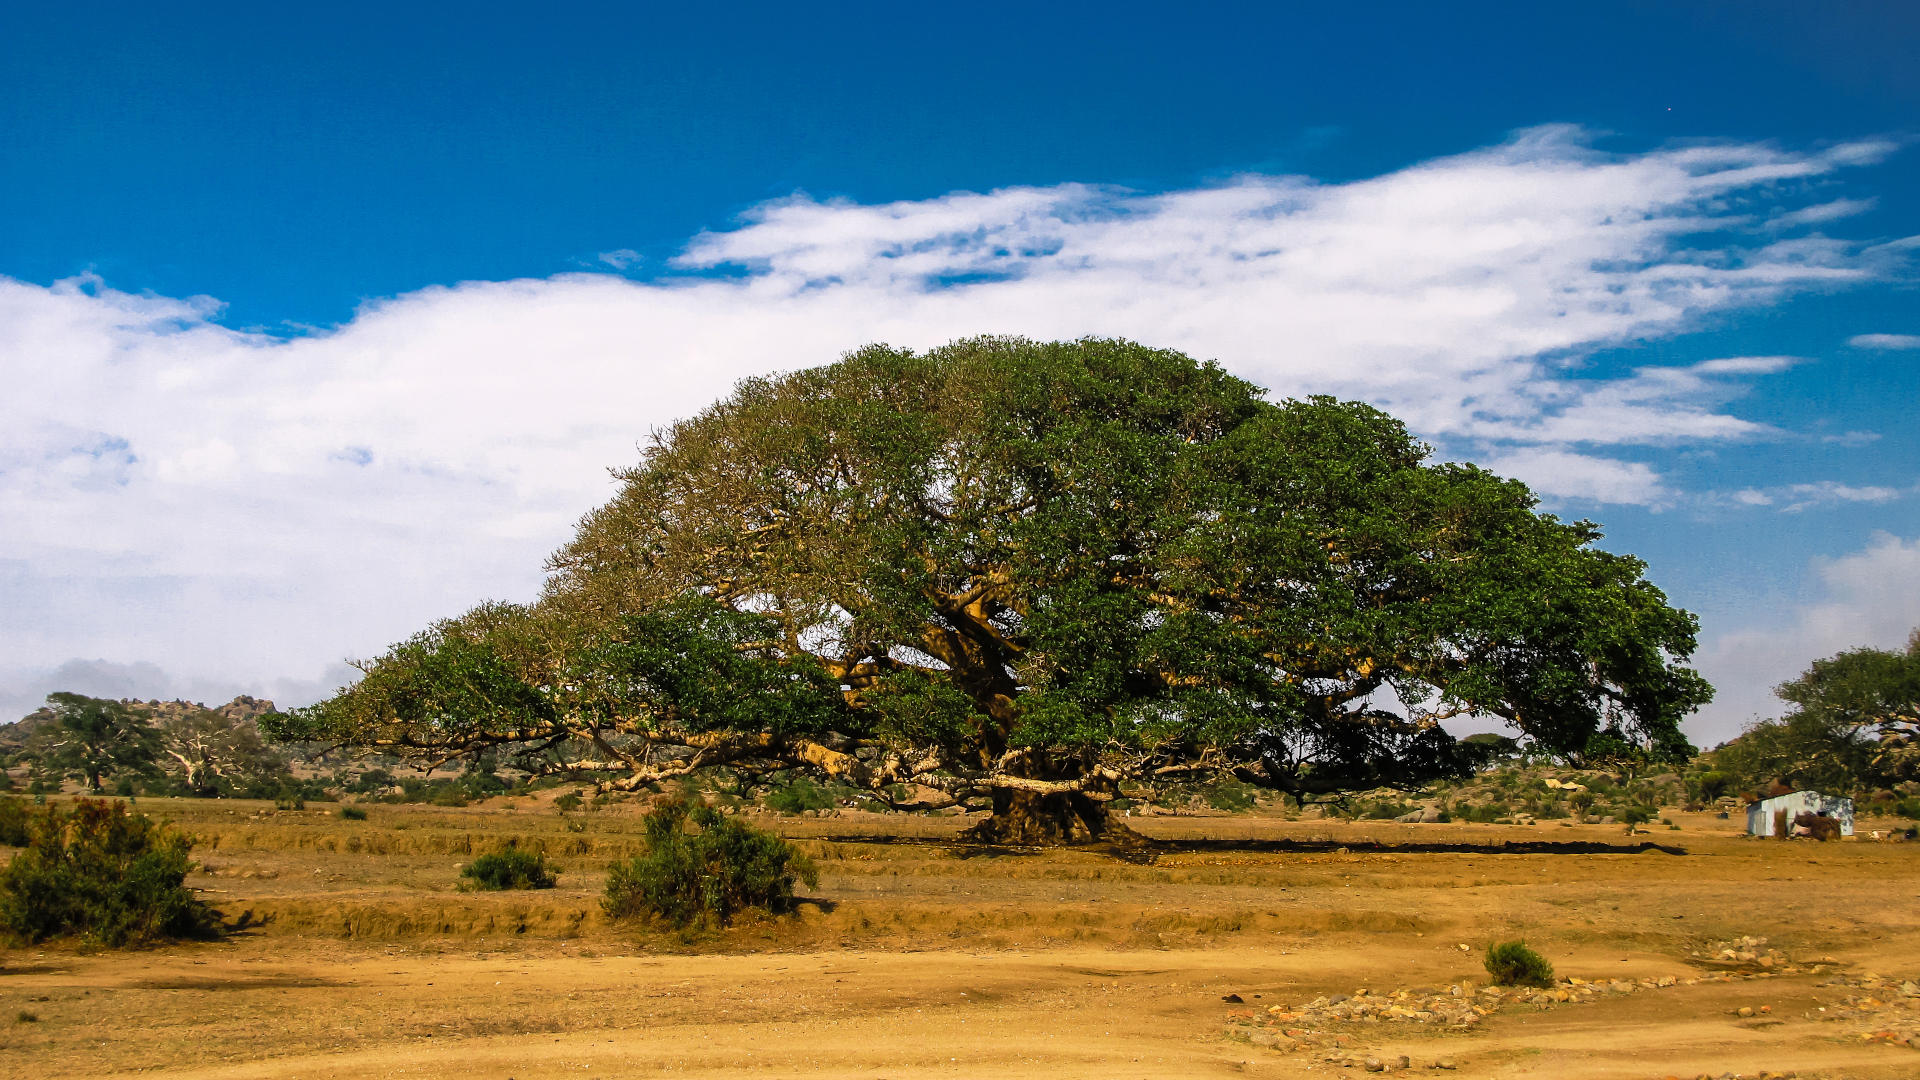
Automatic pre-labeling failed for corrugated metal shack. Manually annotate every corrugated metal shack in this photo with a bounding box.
[1746,790,1854,838]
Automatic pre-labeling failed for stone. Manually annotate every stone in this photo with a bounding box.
[1434,1059,1457,1070]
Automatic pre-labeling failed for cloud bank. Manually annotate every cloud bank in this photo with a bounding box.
[1,126,1912,720]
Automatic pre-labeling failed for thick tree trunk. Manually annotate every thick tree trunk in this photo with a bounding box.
[961,788,1147,847]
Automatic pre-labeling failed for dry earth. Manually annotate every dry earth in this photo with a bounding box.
[4,798,1919,1080]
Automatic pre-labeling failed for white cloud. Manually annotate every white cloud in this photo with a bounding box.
[1727,481,1907,513]
[1460,355,1799,448]
[0,126,1913,711]
[1695,533,1920,742]
[1850,333,1920,349]
[1765,197,1877,229]
[1476,449,1671,507]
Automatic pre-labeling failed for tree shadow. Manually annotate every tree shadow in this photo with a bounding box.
[806,831,1686,861]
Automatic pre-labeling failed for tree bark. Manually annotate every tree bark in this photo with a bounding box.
[961,787,1148,847]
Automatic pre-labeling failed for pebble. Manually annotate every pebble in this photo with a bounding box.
[1222,963,1920,1067]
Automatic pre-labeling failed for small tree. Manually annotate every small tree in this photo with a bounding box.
[603,798,818,927]
[0,798,212,945]
[27,694,161,794]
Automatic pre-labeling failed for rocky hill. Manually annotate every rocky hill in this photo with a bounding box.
[0,695,279,749]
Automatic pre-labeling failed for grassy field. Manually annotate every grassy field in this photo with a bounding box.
[3,793,1918,1079]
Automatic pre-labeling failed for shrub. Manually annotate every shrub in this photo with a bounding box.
[765,778,834,814]
[460,849,559,890]
[0,797,30,847]
[1620,805,1653,825]
[0,798,214,946]
[553,792,583,812]
[604,797,819,927]
[338,806,368,821]
[1204,778,1258,812]
[1359,797,1413,820]
[1483,939,1555,987]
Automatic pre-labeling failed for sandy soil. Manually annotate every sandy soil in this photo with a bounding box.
[3,799,1918,1079]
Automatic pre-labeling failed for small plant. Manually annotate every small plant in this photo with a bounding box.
[15,1010,39,1023]
[1620,805,1653,826]
[603,796,818,927]
[554,792,583,813]
[459,849,559,890]
[338,806,368,821]
[1483,939,1555,987]
[0,798,214,946]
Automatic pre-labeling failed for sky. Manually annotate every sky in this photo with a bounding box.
[2,1,1918,745]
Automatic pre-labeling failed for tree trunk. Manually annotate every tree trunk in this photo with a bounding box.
[962,788,1147,847]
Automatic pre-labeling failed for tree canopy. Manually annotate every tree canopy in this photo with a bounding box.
[28,694,162,794]
[1716,629,1920,796]
[276,337,1710,843]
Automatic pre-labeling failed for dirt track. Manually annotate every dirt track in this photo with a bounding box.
[4,801,1918,1079]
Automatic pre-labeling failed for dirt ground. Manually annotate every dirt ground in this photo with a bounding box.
[4,798,1919,1080]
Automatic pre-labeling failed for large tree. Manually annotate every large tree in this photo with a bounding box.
[28,693,163,794]
[276,338,1710,844]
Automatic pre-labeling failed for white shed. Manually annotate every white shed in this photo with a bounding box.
[1746,790,1854,838]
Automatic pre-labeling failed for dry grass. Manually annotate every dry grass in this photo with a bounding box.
[3,797,1919,1079]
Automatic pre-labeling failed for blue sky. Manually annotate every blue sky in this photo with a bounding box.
[2,1,1917,741]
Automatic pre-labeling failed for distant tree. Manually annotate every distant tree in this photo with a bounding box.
[1771,630,1920,785]
[1712,712,1874,797]
[147,705,288,796]
[276,337,1711,845]
[27,694,162,794]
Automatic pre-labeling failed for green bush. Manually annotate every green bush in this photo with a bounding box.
[765,778,834,814]
[338,806,368,821]
[1204,778,1258,812]
[553,792,583,812]
[1620,805,1653,825]
[459,849,558,890]
[1357,797,1413,820]
[603,797,818,927]
[0,797,29,847]
[0,798,214,946]
[1483,940,1555,987]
